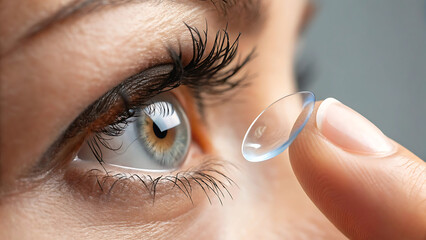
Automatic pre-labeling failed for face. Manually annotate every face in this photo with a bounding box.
[0,0,344,239]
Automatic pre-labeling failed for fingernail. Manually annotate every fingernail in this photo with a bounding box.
[316,98,394,154]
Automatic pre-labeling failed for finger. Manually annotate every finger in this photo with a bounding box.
[289,98,426,240]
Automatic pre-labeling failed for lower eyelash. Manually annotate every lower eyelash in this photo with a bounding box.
[67,158,237,205]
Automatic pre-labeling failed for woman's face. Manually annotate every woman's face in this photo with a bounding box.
[0,0,344,238]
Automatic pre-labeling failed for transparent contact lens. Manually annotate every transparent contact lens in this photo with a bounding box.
[242,91,315,162]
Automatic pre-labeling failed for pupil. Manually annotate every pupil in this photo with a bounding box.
[153,122,167,139]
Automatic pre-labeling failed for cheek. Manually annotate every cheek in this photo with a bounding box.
[0,172,222,239]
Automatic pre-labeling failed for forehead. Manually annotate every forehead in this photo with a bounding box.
[0,0,64,52]
[0,0,260,55]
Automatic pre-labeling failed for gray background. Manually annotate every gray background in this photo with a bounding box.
[299,0,426,158]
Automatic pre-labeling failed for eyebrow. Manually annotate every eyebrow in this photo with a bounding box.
[24,0,261,40]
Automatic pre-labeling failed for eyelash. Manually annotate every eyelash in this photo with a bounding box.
[81,24,251,203]
[100,24,253,137]
[82,160,238,205]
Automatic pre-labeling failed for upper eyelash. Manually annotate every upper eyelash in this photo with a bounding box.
[63,23,253,144]
[173,23,254,97]
[92,24,253,140]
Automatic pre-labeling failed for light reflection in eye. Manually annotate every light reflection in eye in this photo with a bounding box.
[76,93,191,171]
[144,101,181,131]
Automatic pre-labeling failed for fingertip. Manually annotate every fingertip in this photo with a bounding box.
[289,99,426,239]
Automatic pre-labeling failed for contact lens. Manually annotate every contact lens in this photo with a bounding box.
[242,91,315,162]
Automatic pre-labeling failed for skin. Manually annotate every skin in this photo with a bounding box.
[0,0,425,239]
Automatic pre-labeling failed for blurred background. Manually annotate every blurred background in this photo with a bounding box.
[297,0,426,159]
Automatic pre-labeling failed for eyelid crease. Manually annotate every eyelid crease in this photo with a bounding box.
[72,23,253,152]
[66,24,253,140]
[68,64,175,139]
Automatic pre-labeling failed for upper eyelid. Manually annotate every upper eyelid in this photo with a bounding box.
[64,25,253,141]
[64,64,175,139]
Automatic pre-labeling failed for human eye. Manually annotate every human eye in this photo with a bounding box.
[77,92,191,171]
[52,24,252,205]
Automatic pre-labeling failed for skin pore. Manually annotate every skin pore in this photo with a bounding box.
[0,0,346,239]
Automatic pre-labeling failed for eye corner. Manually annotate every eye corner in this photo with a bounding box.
[172,87,214,154]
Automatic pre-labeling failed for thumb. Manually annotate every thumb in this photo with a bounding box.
[289,98,426,240]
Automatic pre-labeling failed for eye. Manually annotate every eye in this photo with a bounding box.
[76,93,191,171]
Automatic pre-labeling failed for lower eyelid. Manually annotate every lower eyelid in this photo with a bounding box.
[63,155,236,209]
